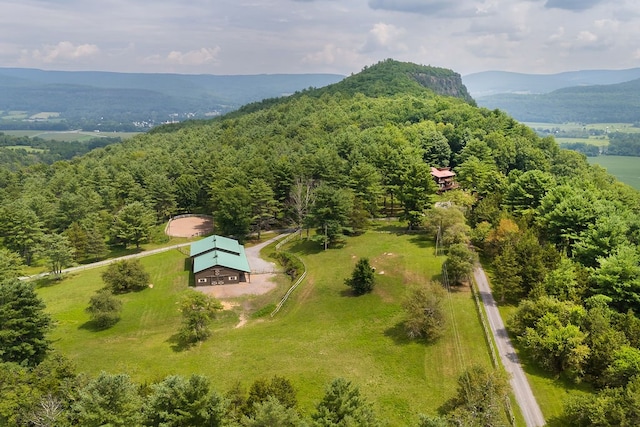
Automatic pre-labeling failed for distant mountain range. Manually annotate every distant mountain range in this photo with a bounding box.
[463,68,640,123]
[2,65,639,130]
[0,68,345,130]
[463,68,640,97]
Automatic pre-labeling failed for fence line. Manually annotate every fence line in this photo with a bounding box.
[275,229,301,251]
[270,229,306,317]
[270,269,307,317]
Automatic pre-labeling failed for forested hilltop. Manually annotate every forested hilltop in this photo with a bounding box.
[477,77,640,124]
[2,59,640,425]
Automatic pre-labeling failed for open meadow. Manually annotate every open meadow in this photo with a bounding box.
[37,225,496,425]
[588,155,640,190]
[1,129,140,141]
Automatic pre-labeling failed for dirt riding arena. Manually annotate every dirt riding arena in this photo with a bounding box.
[165,215,213,237]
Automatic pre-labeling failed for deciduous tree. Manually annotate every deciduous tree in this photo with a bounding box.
[39,233,75,278]
[178,290,222,345]
[444,365,509,427]
[403,282,446,341]
[101,259,149,294]
[86,289,122,329]
[445,243,477,285]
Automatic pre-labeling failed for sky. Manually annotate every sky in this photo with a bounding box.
[1,0,640,77]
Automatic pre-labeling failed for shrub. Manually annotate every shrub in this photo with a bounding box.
[101,259,149,293]
[86,289,122,328]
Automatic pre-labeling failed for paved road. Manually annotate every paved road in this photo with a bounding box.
[473,265,546,427]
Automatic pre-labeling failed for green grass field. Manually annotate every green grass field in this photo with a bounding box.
[3,145,46,153]
[37,226,496,425]
[523,122,640,134]
[1,130,141,141]
[588,155,640,190]
[555,137,609,147]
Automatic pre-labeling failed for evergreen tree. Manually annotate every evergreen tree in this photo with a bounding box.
[0,248,24,281]
[243,396,305,427]
[213,185,253,242]
[249,178,279,240]
[113,201,155,248]
[492,244,522,303]
[312,378,380,427]
[74,372,142,427]
[345,258,375,295]
[142,374,227,427]
[0,279,51,366]
[309,184,354,249]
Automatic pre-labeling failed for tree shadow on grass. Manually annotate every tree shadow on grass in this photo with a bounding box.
[166,333,192,353]
[384,321,413,345]
[370,222,406,234]
[409,233,434,249]
[288,240,323,256]
[32,275,63,289]
[78,320,118,332]
[385,320,443,347]
[339,288,357,297]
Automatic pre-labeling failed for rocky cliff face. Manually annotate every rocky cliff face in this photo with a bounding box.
[409,72,475,104]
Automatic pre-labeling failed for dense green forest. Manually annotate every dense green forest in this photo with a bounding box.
[0,133,122,170]
[477,78,640,123]
[2,59,640,425]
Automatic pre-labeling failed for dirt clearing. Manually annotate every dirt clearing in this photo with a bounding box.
[166,215,213,237]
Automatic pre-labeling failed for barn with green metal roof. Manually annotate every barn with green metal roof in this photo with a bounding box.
[190,235,251,285]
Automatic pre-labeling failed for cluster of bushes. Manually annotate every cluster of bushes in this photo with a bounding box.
[273,251,304,280]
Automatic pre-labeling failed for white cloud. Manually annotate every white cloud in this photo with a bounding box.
[144,47,221,67]
[576,30,598,43]
[1,0,640,75]
[302,44,363,69]
[29,41,100,63]
[167,47,222,66]
[361,23,408,53]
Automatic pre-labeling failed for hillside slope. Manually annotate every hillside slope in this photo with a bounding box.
[0,67,345,126]
[476,78,640,123]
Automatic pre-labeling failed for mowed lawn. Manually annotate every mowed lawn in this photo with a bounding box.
[37,227,493,425]
[588,155,640,190]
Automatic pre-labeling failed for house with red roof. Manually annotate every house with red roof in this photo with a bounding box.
[430,167,458,193]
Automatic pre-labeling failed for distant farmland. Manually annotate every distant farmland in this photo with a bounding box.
[588,155,640,190]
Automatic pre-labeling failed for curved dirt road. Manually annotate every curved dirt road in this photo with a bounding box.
[474,266,546,427]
